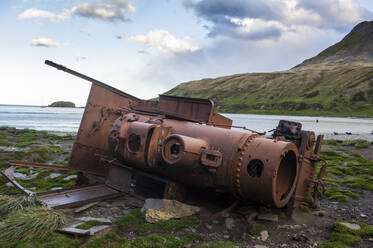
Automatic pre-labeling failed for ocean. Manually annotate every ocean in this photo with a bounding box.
[0,104,372,140]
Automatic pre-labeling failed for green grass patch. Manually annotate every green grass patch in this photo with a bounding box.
[0,169,77,195]
[317,241,349,248]
[341,176,373,191]
[82,232,204,248]
[0,139,13,146]
[328,232,361,246]
[333,221,373,237]
[342,139,371,149]
[244,223,267,240]
[318,220,373,248]
[48,145,62,154]
[1,232,80,248]
[81,232,130,248]
[323,180,360,203]
[299,205,311,212]
[114,208,200,234]
[76,220,104,230]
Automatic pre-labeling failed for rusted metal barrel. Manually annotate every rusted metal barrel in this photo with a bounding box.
[109,113,299,208]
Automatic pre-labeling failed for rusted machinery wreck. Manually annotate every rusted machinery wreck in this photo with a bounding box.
[1,60,327,213]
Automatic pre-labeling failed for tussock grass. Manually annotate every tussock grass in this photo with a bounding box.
[0,195,43,217]
[0,207,65,242]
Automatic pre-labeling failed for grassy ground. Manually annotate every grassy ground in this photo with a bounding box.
[321,140,373,203]
[0,126,76,195]
[1,127,373,247]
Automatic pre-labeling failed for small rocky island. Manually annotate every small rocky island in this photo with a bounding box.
[48,101,75,108]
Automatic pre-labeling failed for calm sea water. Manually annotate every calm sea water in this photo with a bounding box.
[0,105,372,140]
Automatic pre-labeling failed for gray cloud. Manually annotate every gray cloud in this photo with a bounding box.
[71,3,128,22]
[74,54,87,61]
[138,49,150,55]
[184,0,372,40]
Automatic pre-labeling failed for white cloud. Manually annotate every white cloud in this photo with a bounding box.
[18,0,135,22]
[125,30,200,53]
[18,8,70,21]
[71,3,126,22]
[30,38,60,47]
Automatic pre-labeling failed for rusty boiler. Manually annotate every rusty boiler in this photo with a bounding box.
[4,60,326,210]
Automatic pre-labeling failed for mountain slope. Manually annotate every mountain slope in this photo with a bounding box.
[164,21,373,117]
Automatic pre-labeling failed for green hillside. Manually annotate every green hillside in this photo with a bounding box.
[164,21,373,117]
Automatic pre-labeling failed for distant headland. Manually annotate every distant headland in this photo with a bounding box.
[48,101,75,108]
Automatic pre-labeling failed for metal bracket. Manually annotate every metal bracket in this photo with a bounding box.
[201,149,223,168]
[1,166,34,196]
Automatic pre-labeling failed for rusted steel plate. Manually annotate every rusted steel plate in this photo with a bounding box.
[37,184,122,208]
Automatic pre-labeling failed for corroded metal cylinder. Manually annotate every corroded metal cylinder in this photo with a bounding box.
[109,113,299,208]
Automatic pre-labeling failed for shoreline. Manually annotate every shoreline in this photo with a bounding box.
[1,103,373,119]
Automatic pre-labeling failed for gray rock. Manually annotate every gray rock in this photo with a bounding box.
[205,223,213,230]
[5,182,14,187]
[14,172,38,180]
[89,225,112,236]
[46,173,62,180]
[63,175,77,181]
[14,172,27,179]
[340,222,361,230]
[79,217,112,224]
[278,224,301,229]
[246,211,258,223]
[141,198,200,223]
[225,217,234,230]
[223,234,229,239]
[260,230,269,241]
[254,245,268,248]
[51,187,63,191]
[257,213,278,222]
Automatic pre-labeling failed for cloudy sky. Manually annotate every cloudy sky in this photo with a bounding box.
[1,0,373,106]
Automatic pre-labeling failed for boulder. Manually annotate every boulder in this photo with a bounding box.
[141,198,200,223]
